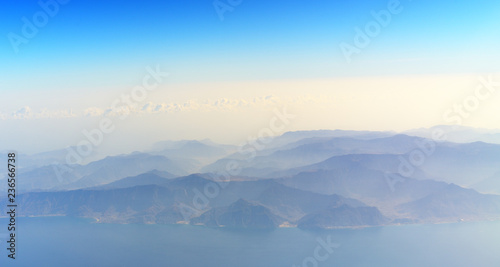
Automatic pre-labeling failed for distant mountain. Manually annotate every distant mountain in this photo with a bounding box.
[4,128,500,229]
[57,153,193,190]
[405,125,500,145]
[270,138,500,192]
[200,133,500,193]
[397,184,500,222]
[274,153,430,180]
[152,139,234,151]
[414,141,500,188]
[255,183,366,221]
[1,164,81,192]
[150,139,236,166]
[4,168,500,228]
[20,146,107,170]
[202,134,418,177]
[90,171,176,190]
[1,152,196,192]
[265,129,395,149]
[276,167,451,219]
[5,184,173,217]
[190,199,285,229]
[1,173,383,228]
[19,149,69,169]
[147,169,178,179]
[471,171,500,194]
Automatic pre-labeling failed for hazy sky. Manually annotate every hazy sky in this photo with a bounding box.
[1,0,499,155]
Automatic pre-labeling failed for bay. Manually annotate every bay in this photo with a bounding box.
[1,217,499,267]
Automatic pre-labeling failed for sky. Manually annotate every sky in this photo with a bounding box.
[1,0,500,155]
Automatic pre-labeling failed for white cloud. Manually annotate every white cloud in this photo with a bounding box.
[1,95,305,120]
[12,106,32,119]
[37,108,76,119]
[83,107,104,117]
[141,102,154,113]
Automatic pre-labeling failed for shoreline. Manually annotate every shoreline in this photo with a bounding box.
[3,215,500,230]
[11,215,494,230]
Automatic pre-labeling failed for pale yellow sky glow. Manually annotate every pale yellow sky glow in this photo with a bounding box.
[1,72,499,155]
[149,72,500,132]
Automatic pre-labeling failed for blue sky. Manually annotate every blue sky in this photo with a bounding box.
[1,0,500,154]
[2,0,499,88]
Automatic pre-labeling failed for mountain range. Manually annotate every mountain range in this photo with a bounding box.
[2,126,500,229]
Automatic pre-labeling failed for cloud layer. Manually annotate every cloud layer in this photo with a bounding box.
[0,95,292,120]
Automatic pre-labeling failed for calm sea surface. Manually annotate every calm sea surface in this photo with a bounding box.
[0,216,499,267]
